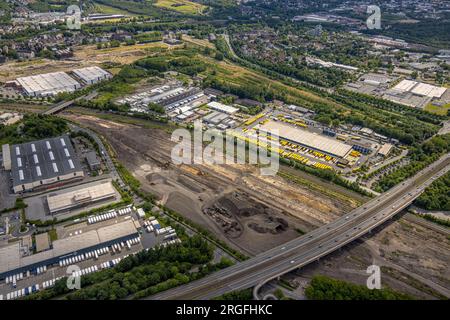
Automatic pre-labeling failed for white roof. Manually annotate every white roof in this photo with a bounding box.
[259,121,352,158]
[72,66,111,82]
[207,101,239,114]
[392,79,417,92]
[411,83,446,98]
[16,71,81,96]
[36,166,42,177]
[137,208,145,218]
[392,79,446,98]
[47,182,116,213]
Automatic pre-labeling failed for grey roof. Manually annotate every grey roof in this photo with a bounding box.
[0,220,138,276]
[85,151,100,167]
[72,66,111,83]
[10,135,82,188]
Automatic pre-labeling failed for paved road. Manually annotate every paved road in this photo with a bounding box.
[146,154,450,300]
[68,124,124,188]
[365,149,409,175]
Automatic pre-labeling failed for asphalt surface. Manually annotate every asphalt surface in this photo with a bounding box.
[68,124,124,188]
[146,154,450,300]
[42,92,98,116]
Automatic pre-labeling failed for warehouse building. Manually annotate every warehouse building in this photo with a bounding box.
[392,79,447,98]
[14,71,81,97]
[207,101,239,114]
[0,220,139,280]
[258,121,352,158]
[352,141,373,155]
[72,66,112,85]
[203,111,230,126]
[85,151,101,171]
[46,182,117,214]
[6,135,84,193]
[377,143,393,157]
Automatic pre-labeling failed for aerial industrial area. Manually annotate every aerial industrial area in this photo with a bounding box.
[0,0,448,306]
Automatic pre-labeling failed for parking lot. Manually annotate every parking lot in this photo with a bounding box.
[0,206,181,300]
[234,107,398,173]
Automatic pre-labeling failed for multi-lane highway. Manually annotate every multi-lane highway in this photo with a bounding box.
[147,154,450,300]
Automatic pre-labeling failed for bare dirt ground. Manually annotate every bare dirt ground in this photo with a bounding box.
[63,113,361,255]
[282,214,450,299]
[0,43,174,82]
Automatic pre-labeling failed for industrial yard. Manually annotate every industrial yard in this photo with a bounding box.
[5,66,111,97]
[113,78,401,176]
[0,204,181,300]
[62,113,366,255]
[279,213,450,300]
[345,73,450,110]
[0,0,448,303]
[23,179,122,222]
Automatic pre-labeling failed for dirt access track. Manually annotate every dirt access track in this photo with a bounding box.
[288,215,450,299]
[65,113,365,255]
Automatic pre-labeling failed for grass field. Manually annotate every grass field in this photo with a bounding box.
[183,35,216,49]
[74,42,173,66]
[153,0,207,15]
[92,2,138,16]
[197,54,341,108]
[424,102,450,116]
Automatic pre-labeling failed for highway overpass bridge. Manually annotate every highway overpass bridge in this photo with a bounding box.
[42,92,97,115]
[147,154,450,300]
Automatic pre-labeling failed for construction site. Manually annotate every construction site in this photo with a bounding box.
[62,113,366,255]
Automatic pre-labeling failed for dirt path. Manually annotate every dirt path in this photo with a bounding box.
[64,113,363,255]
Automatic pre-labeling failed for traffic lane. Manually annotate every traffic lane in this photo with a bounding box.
[148,156,450,299]
[152,176,446,300]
